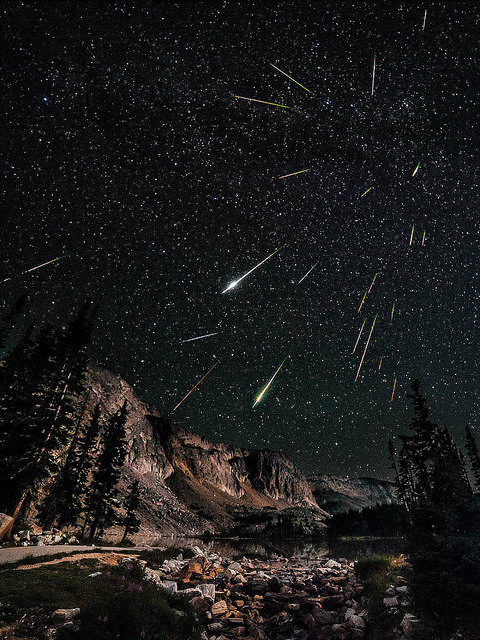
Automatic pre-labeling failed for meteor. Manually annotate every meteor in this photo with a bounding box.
[253,358,288,408]
[360,187,373,198]
[172,359,222,412]
[270,63,313,94]
[371,52,376,96]
[352,320,366,354]
[368,273,378,294]
[391,301,396,322]
[355,314,378,382]
[2,256,65,283]
[412,162,420,177]
[390,377,397,402]
[297,262,318,284]
[180,332,219,344]
[379,356,384,370]
[358,290,368,314]
[222,245,285,293]
[422,230,425,246]
[233,95,291,109]
[409,224,415,246]
[422,9,427,31]
[278,168,310,179]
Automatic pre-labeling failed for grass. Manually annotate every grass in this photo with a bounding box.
[0,559,201,640]
[354,555,408,640]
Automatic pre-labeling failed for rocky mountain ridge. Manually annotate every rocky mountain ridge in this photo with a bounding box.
[82,366,329,539]
[308,474,397,515]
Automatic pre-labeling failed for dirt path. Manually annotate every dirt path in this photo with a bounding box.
[0,545,145,566]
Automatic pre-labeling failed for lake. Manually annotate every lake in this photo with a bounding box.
[147,535,407,560]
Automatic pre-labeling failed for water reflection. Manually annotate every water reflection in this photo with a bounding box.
[146,535,407,560]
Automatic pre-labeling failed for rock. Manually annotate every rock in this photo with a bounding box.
[52,608,81,621]
[333,625,350,640]
[199,583,215,602]
[35,540,45,546]
[228,562,243,573]
[88,571,103,578]
[67,536,79,544]
[383,596,399,607]
[191,596,211,613]
[286,603,300,611]
[159,580,178,594]
[312,604,337,625]
[348,615,365,630]
[53,534,63,543]
[385,587,396,596]
[325,559,342,569]
[208,622,223,632]
[400,613,420,635]
[396,585,408,594]
[212,600,228,616]
[268,576,282,592]
[179,587,203,599]
[231,628,245,637]
[344,608,355,620]
[225,568,237,580]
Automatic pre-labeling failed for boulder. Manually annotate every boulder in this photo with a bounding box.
[312,605,337,625]
[348,615,365,630]
[191,596,211,613]
[212,600,228,616]
[159,580,178,594]
[383,596,399,608]
[199,583,215,602]
[52,609,81,621]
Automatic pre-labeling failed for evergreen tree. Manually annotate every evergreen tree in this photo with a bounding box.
[39,401,101,529]
[121,479,141,542]
[0,299,96,521]
[465,425,480,491]
[0,293,28,349]
[84,401,128,539]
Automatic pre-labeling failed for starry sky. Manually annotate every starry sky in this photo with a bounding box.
[3,2,480,479]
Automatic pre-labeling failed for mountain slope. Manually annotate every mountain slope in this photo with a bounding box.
[309,474,397,515]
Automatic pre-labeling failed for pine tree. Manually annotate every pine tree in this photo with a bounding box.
[0,293,28,349]
[121,479,141,542]
[84,401,128,539]
[465,425,480,491]
[0,299,97,523]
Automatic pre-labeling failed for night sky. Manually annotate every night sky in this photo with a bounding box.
[3,2,480,479]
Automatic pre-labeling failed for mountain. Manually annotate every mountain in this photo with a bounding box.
[308,474,397,515]
[81,366,329,540]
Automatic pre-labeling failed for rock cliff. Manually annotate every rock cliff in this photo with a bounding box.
[83,366,328,539]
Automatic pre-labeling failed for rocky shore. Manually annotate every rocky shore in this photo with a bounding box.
[143,549,369,640]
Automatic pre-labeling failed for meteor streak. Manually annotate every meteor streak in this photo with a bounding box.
[233,95,291,109]
[422,9,427,31]
[368,273,378,294]
[358,290,367,314]
[172,359,222,412]
[390,377,397,402]
[379,356,384,370]
[180,332,219,344]
[422,231,425,246]
[391,301,395,321]
[352,320,366,354]
[409,224,415,246]
[412,162,420,177]
[355,314,378,382]
[371,52,376,96]
[2,256,64,283]
[278,168,310,179]
[360,187,373,198]
[222,245,285,293]
[269,63,313,94]
[297,262,318,284]
[253,358,288,408]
